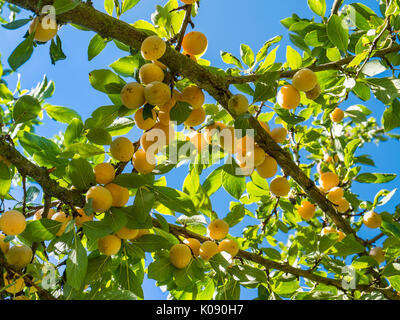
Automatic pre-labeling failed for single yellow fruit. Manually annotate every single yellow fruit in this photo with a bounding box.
[330,108,344,123]
[181,0,197,4]
[292,68,318,92]
[277,85,300,110]
[208,219,229,240]
[144,81,171,106]
[298,200,316,220]
[0,210,26,236]
[319,172,339,191]
[5,244,33,269]
[189,132,208,152]
[98,234,121,256]
[120,82,145,110]
[139,63,164,85]
[199,240,219,260]
[3,272,25,294]
[270,177,291,197]
[0,233,10,254]
[132,229,150,240]
[141,35,166,60]
[75,208,94,227]
[306,83,321,100]
[363,211,382,229]
[132,149,156,174]
[235,136,255,157]
[183,238,201,256]
[33,208,56,220]
[337,230,346,241]
[321,226,337,236]
[116,227,139,240]
[184,107,206,127]
[181,86,205,109]
[327,187,344,204]
[169,243,192,269]
[218,239,239,257]
[93,163,115,185]
[228,94,248,115]
[110,137,134,162]
[28,16,58,42]
[270,127,287,144]
[256,155,278,179]
[336,198,350,213]
[51,211,72,236]
[86,186,113,213]
[134,107,157,131]
[370,246,385,264]
[182,31,208,56]
[105,183,130,207]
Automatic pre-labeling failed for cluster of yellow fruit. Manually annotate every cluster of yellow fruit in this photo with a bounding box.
[317,170,350,214]
[169,219,239,269]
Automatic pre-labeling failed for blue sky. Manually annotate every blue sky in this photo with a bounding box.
[1,0,399,299]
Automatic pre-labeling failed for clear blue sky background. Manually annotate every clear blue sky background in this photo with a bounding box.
[1,0,399,299]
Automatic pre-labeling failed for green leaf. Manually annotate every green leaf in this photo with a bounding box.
[53,0,80,14]
[170,101,192,125]
[82,221,112,239]
[330,234,365,257]
[104,0,114,15]
[286,45,302,69]
[202,166,223,197]
[382,100,400,132]
[326,47,341,61]
[256,36,282,62]
[2,19,31,30]
[351,256,379,269]
[220,51,243,68]
[121,0,140,14]
[274,107,305,125]
[381,220,400,241]
[253,72,279,103]
[327,14,348,52]
[148,257,175,282]
[124,187,154,229]
[66,233,88,290]
[113,173,154,189]
[64,118,84,146]
[110,55,140,77]
[86,128,112,145]
[222,162,246,199]
[65,143,105,158]
[45,105,81,124]
[344,139,361,168]
[13,95,41,124]
[366,78,400,105]
[50,35,67,65]
[66,158,96,190]
[89,69,126,94]
[85,255,111,283]
[88,34,108,61]
[134,234,172,252]
[307,0,326,17]
[240,44,255,68]
[224,203,245,227]
[150,185,197,216]
[19,219,61,242]
[8,34,34,70]
[355,173,396,184]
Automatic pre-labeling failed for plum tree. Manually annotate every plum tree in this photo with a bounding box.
[169,243,192,269]
[33,208,56,220]
[306,83,321,100]
[327,187,344,204]
[319,172,340,191]
[86,186,113,213]
[256,155,278,179]
[75,209,94,227]
[0,210,26,236]
[208,219,229,240]
[0,233,10,253]
[370,247,385,264]
[184,107,206,127]
[270,127,287,144]
[3,272,25,294]
[98,234,121,256]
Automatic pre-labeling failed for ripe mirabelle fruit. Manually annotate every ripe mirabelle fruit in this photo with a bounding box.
[5,244,33,269]
[270,127,287,144]
[250,145,266,167]
[93,163,115,185]
[277,85,300,110]
[132,149,156,174]
[144,81,171,106]
[28,16,58,42]
[235,136,255,156]
[169,243,192,269]
[327,187,344,204]
[139,63,165,85]
[86,186,113,213]
[120,82,145,110]
[134,107,157,131]
[218,239,239,257]
[0,233,10,254]
[105,183,130,207]
[336,198,350,213]
[184,107,206,127]
[98,234,121,256]
[141,122,175,153]
[330,108,344,123]
[256,155,278,179]
[116,227,139,240]
[321,226,337,236]
[75,208,94,227]
[33,208,56,220]
[199,240,219,261]
[369,246,385,264]
[258,120,271,134]
[337,230,346,241]
[3,272,25,294]
[181,86,205,109]
[363,211,382,229]
[319,172,339,191]
[141,35,166,60]
[182,31,208,56]
[0,210,26,236]
[208,219,229,240]
[181,0,197,4]
[51,211,72,237]
[228,94,248,115]
[292,68,318,92]
[110,137,134,162]
[133,229,151,240]
[189,132,208,152]
[306,83,321,100]
[270,177,291,197]
[183,238,201,256]
[297,200,316,220]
